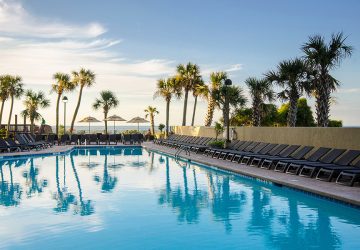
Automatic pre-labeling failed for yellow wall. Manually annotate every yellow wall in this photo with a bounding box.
[173,126,360,150]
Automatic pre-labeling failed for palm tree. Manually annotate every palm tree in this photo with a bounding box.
[154,77,181,137]
[51,72,75,135]
[191,81,208,126]
[302,32,353,127]
[70,68,96,133]
[144,106,159,135]
[21,90,50,133]
[93,90,119,134]
[176,62,202,126]
[265,58,310,127]
[6,75,23,133]
[212,85,247,128]
[204,72,227,126]
[245,77,274,126]
[0,75,10,125]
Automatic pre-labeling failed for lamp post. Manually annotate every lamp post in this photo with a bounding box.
[62,96,68,134]
[224,79,232,146]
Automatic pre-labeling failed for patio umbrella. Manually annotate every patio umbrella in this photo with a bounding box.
[79,116,101,133]
[126,116,149,131]
[104,115,126,134]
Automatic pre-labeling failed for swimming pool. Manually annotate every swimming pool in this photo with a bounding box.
[0,147,359,249]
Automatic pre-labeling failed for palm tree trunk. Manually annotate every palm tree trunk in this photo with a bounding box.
[191,95,198,126]
[0,99,5,125]
[316,81,331,127]
[165,100,170,137]
[55,93,61,135]
[104,111,108,134]
[287,98,298,127]
[7,95,14,134]
[30,118,35,134]
[182,90,189,126]
[70,85,84,133]
[204,96,215,126]
[150,115,155,135]
[252,101,260,127]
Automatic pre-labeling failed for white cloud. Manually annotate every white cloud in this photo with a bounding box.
[0,0,106,38]
[226,63,243,72]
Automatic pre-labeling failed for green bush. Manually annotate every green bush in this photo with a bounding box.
[122,130,140,134]
[0,128,7,139]
[208,140,224,148]
[328,120,343,127]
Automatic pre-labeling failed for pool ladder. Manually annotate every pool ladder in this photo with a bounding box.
[174,146,190,166]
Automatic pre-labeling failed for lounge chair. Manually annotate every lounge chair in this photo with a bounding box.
[115,134,122,143]
[304,150,360,181]
[248,144,289,167]
[284,147,332,175]
[258,145,301,169]
[0,138,19,152]
[335,159,360,186]
[297,148,346,178]
[23,133,47,148]
[211,140,242,159]
[226,142,269,162]
[15,134,41,150]
[47,134,57,145]
[131,134,142,144]
[214,141,260,160]
[273,146,314,172]
[109,134,117,145]
[234,143,277,163]
[5,138,30,151]
[99,134,109,145]
[122,134,132,144]
[59,134,70,145]
[88,134,98,144]
[70,134,79,145]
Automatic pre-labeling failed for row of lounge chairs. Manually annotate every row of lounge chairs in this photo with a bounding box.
[54,133,144,145]
[155,135,360,187]
[0,133,52,152]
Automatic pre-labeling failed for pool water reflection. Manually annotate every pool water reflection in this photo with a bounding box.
[0,147,359,249]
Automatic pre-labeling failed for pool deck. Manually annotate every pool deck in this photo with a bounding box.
[142,142,360,208]
[1,142,359,207]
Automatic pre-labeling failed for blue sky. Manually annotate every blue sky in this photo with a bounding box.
[0,0,359,127]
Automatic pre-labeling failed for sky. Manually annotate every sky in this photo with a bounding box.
[0,0,359,127]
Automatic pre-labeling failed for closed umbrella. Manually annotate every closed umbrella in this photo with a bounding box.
[104,115,126,134]
[126,116,149,132]
[79,116,101,133]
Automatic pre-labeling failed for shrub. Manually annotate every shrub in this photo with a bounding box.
[328,120,343,127]
[208,140,224,148]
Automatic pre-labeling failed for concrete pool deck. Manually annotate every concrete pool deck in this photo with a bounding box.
[142,142,360,207]
[1,142,359,207]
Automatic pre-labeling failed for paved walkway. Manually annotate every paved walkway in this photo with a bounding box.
[142,142,360,207]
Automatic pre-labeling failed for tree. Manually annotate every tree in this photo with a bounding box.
[158,123,165,133]
[176,62,202,126]
[214,122,224,140]
[70,68,96,133]
[277,98,315,127]
[230,108,253,126]
[144,106,159,135]
[191,81,208,126]
[302,32,353,127]
[154,77,181,137]
[93,90,119,134]
[204,72,227,126]
[0,75,10,125]
[21,90,50,133]
[51,72,75,135]
[266,58,310,127]
[6,75,23,133]
[212,85,247,130]
[245,77,274,126]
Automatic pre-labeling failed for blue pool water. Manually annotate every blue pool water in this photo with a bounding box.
[0,147,359,249]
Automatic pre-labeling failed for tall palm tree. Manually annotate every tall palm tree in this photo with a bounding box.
[154,77,181,137]
[204,72,227,126]
[144,106,159,135]
[70,68,96,133]
[302,32,353,127]
[245,77,274,126]
[7,75,23,133]
[21,90,50,133]
[212,85,247,128]
[176,62,202,126]
[191,81,208,126]
[93,90,119,134]
[0,75,10,125]
[51,72,75,135]
[265,58,310,127]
